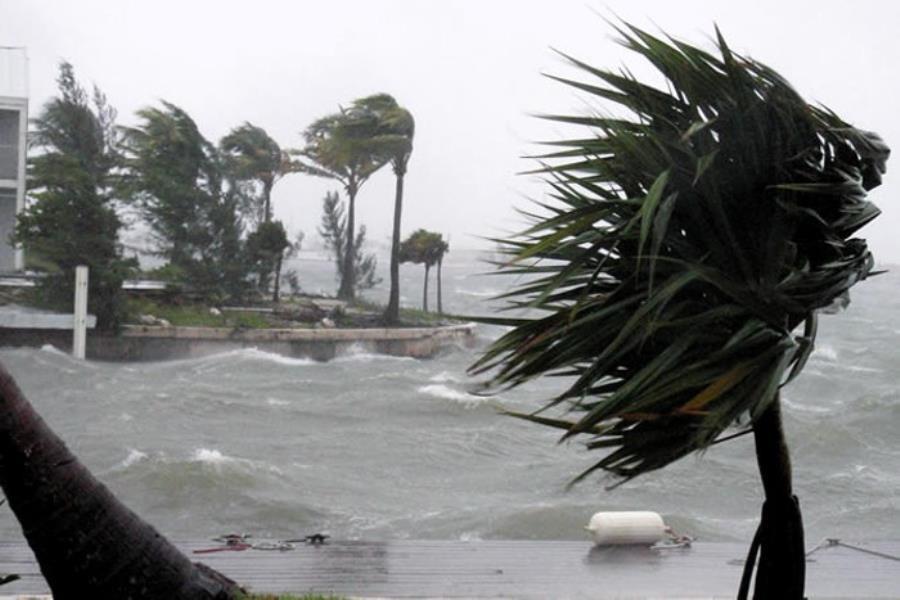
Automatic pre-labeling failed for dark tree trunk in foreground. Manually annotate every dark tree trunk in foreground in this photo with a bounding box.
[739,395,805,599]
[0,362,242,599]
[383,171,405,325]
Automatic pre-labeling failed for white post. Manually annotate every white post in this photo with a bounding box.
[72,265,88,360]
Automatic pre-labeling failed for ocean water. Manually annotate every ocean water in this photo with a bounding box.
[0,250,898,546]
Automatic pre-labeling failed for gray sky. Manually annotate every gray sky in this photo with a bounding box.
[3,0,899,260]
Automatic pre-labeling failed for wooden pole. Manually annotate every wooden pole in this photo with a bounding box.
[72,265,88,360]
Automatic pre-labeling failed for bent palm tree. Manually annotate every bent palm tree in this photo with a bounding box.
[348,94,416,324]
[220,122,291,225]
[294,108,387,300]
[471,24,888,599]
[221,124,294,300]
[400,229,448,312]
[0,362,241,598]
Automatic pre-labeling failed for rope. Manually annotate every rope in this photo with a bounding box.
[653,526,694,550]
[806,538,900,563]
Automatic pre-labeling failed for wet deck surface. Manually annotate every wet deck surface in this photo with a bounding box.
[1,539,899,598]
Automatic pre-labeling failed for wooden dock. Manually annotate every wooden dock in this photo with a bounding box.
[1,539,899,598]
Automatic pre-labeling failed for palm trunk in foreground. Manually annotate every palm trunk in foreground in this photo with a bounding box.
[739,395,805,599]
[383,171,405,324]
[0,362,242,599]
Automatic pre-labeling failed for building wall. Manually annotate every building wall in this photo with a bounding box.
[0,98,27,272]
[0,109,19,179]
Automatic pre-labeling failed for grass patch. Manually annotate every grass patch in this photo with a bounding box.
[126,298,271,329]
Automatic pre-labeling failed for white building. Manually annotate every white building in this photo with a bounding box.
[0,48,28,272]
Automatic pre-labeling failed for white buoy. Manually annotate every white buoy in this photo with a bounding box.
[585,511,667,546]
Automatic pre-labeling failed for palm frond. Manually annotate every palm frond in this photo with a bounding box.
[470,22,888,485]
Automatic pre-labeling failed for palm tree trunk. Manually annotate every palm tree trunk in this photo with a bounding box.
[272,251,282,304]
[423,264,430,312]
[740,395,805,599]
[384,171,405,325]
[437,256,443,315]
[339,184,357,301]
[0,362,242,599]
[262,178,274,224]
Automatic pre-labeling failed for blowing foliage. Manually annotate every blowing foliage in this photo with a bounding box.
[319,191,380,293]
[14,62,135,329]
[122,102,248,300]
[470,24,888,485]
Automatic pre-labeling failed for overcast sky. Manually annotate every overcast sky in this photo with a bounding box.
[3,0,899,261]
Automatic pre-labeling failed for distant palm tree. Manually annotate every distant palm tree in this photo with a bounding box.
[400,229,448,312]
[348,94,416,324]
[294,107,388,300]
[471,24,888,600]
[220,122,292,224]
[0,362,241,598]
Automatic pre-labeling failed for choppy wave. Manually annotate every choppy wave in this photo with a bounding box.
[118,448,148,469]
[3,261,900,545]
[417,383,491,406]
[429,371,460,383]
[334,344,418,363]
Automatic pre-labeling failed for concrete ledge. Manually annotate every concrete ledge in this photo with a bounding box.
[0,323,478,362]
[120,323,475,342]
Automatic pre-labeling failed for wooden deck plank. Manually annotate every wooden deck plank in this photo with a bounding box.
[1,540,898,598]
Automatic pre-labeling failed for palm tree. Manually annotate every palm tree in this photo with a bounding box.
[400,229,448,312]
[347,94,415,324]
[0,362,242,598]
[294,107,388,300]
[221,123,294,301]
[220,122,290,225]
[470,24,888,600]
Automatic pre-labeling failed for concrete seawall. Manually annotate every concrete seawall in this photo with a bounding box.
[0,323,478,361]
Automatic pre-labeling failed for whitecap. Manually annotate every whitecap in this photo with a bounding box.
[334,345,417,363]
[813,345,839,361]
[190,447,282,474]
[233,348,316,367]
[191,448,235,465]
[118,449,148,469]
[417,384,488,405]
[266,398,290,406]
[188,348,316,370]
[429,371,460,383]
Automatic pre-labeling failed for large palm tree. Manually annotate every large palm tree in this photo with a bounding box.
[347,94,416,324]
[294,107,388,300]
[471,24,888,599]
[0,362,241,598]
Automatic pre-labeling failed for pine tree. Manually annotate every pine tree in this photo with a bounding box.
[14,62,135,329]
